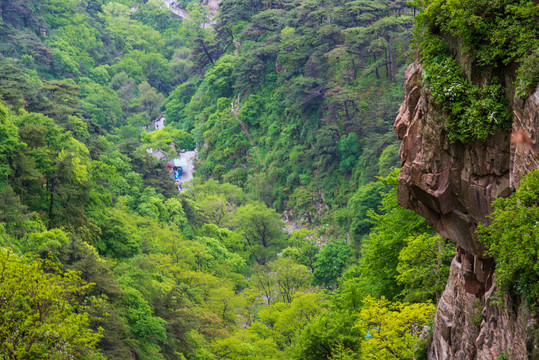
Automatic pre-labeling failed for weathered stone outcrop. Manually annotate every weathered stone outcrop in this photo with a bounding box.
[395,61,539,359]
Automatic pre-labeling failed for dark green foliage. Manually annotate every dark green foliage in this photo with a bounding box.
[0,104,24,192]
[414,0,539,67]
[171,0,412,218]
[413,322,433,360]
[478,170,539,306]
[205,55,237,98]
[233,201,285,264]
[312,240,351,288]
[337,133,361,173]
[0,186,33,236]
[516,47,539,97]
[347,181,388,240]
[0,65,39,111]
[422,54,512,142]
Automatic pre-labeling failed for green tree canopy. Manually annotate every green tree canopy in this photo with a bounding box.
[0,248,102,359]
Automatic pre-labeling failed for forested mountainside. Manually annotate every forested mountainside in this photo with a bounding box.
[0,0,537,359]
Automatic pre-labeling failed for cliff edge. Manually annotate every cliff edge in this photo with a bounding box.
[394,62,539,359]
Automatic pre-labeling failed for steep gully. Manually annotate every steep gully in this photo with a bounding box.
[145,115,197,193]
[395,61,539,359]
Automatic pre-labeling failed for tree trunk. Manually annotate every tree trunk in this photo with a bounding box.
[47,179,55,230]
[344,101,351,123]
[373,53,379,79]
[387,35,395,82]
[384,48,389,77]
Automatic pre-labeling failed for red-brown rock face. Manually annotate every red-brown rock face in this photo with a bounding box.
[395,62,539,359]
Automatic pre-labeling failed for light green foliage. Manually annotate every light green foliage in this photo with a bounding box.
[94,205,143,259]
[178,2,212,45]
[122,287,167,359]
[292,311,361,360]
[196,193,233,227]
[43,0,78,28]
[356,171,438,301]
[20,228,70,259]
[218,292,324,359]
[211,333,255,359]
[199,224,250,259]
[250,258,311,305]
[103,7,165,54]
[397,234,454,302]
[0,248,102,359]
[357,297,436,360]
[281,229,320,271]
[271,258,311,303]
[377,144,400,176]
[80,78,124,130]
[196,236,247,273]
[138,81,165,120]
[141,126,195,158]
[132,0,178,32]
[478,170,539,306]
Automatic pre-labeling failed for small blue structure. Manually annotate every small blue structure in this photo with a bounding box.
[174,168,182,180]
[170,158,187,180]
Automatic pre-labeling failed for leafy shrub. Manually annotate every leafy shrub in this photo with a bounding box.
[471,298,483,327]
[516,48,539,97]
[478,170,539,306]
[412,0,538,141]
[414,0,539,67]
[422,54,512,142]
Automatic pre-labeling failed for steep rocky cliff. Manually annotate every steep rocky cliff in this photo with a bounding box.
[394,62,539,359]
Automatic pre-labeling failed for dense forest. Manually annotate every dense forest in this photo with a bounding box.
[0,0,537,359]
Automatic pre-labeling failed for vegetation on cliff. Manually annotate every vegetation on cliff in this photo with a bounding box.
[412,0,538,142]
[479,170,539,307]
